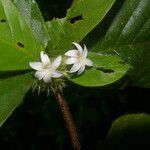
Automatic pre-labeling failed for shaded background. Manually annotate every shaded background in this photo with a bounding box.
[0,0,150,150]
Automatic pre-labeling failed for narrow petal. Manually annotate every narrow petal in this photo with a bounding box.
[52,71,62,78]
[78,65,85,75]
[52,55,62,69]
[65,50,78,57]
[83,44,88,57]
[43,72,52,83]
[70,62,82,73]
[35,71,46,80]
[73,42,83,53]
[29,62,43,71]
[85,59,93,66]
[40,51,50,65]
[65,57,78,64]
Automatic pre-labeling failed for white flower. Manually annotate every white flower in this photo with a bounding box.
[65,42,93,75]
[29,51,62,83]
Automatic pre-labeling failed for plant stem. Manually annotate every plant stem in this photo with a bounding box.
[54,90,81,150]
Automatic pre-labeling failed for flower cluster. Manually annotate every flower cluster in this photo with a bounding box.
[29,42,93,83]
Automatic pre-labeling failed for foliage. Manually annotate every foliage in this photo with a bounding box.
[106,113,150,149]
[0,0,130,126]
[0,0,149,149]
[84,0,150,88]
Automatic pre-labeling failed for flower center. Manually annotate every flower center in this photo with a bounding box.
[43,64,51,70]
[78,53,84,62]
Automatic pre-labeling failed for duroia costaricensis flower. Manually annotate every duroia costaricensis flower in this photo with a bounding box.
[29,51,62,83]
[65,42,93,75]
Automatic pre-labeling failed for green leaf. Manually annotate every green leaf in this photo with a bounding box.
[70,52,129,87]
[45,18,65,52]
[85,0,150,87]
[13,0,48,47]
[45,0,116,57]
[106,113,150,149]
[0,73,33,127]
[0,0,43,71]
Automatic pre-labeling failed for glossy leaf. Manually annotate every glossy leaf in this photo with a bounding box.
[70,52,129,87]
[45,18,65,51]
[13,0,48,47]
[45,0,116,57]
[85,0,150,87]
[106,113,150,149]
[0,73,33,126]
[0,0,43,71]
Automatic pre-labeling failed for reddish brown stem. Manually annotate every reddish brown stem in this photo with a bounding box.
[54,91,81,150]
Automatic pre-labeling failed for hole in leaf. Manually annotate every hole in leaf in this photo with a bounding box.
[69,14,83,24]
[17,42,25,48]
[0,19,6,23]
[96,67,114,73]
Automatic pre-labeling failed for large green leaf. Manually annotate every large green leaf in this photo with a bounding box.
[13,0,48,47]
[45,0,116,57]
[85,0,150,87]
[0,73,33,126]
[106,113,150,149]
[0,0,43,71]
[45,0,131,87]
[70,52,129,87]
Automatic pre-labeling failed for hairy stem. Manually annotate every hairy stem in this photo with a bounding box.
[54,90,81,150]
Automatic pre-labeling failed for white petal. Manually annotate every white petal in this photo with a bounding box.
[35,71,46,80]
[29,62,43,71]
[65,50,78,57]
[78,65,85,75]
[65,57,78,64]
[40,51,50,65]
[73,42,83,53]
[52,71,62,78]
[52,55,62,69]
[83,44,88,57]
[70,62,82,73]
[43,72,52,83]
[85,59,93,66]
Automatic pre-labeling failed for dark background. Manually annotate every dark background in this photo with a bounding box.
[0,0,150,150]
